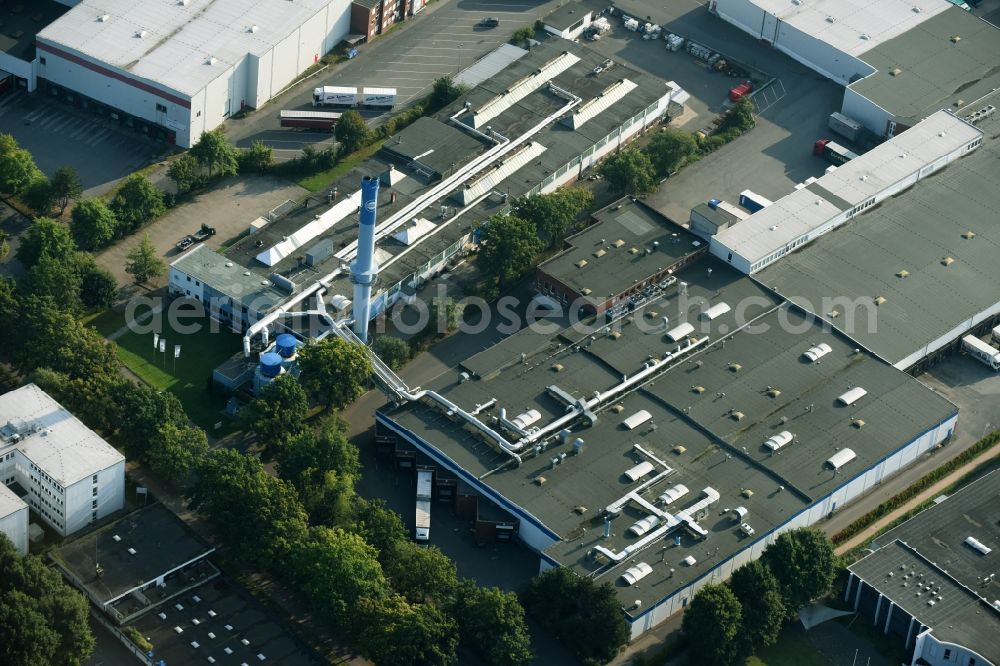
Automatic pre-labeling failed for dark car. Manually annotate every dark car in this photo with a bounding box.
[478,17,500,27]
[175,236,195,251]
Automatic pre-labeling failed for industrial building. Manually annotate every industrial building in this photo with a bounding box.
[0,483,28,555]
[711,0,1000,137]
[0,384,125,537]
[542,5,594,41]
[52,504,323,664]
[351,0,425,41]
[534,198,706,315]
[845,470,1000,666]
[374,258,958,639]
[169,39,688,348]
[757,104,1000,371]
[35,0,355,147]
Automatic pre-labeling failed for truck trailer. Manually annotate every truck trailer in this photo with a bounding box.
[738,189,773,213]
[280,109,341,131]
[361,87,397,109]
[313,85,358,107]
[814,139,858,166]
[828,112,863,142]
[415,468,433,542]
[962,335,1000,371]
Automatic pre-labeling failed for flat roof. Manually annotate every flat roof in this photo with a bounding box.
[538,199,704,305]
[0,0,68,60]
[0,483,26,520]
[37,0,337,97]
[453,43,528,89]
[52,504,215,606]
[744,0,947,57]
[714,111,982,265]
[127,576,323,665]
[849,8,1000,125]
[759,107,1000,367]
[172,244,285,315]
[381,117,487,178]
[544,4,591,31]
[383,260,956,611]
[0,384,124,486]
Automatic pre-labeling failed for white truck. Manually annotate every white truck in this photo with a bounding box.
[313,85,358,107]
[361,87,397,109]
[415,468,433,542]
[962,335,1000,371]
[992,325,1000,345]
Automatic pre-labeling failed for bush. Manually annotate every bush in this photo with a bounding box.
[124,627,152,653]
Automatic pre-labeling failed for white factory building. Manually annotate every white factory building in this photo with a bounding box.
[709,111,982,275]
[36,0,353,147]
[0,384,125,537]
[0,483,29,555]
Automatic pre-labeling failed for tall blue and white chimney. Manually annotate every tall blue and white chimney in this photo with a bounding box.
[351,176,380,342]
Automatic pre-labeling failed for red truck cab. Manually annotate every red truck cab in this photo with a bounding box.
[729,81,753,102]
[813,139,830,155]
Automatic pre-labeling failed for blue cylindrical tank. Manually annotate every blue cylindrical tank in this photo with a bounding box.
[260,352,283,378]
[275,334,298,358]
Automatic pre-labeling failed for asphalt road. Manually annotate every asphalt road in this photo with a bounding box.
[223,0,562,160]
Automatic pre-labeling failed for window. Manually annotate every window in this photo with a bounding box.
[92,510,98,521]
[187,276,191,282]
[92,487,98,496]
[156,103,167,113]
[944,650,951,659]
[40,57,46,65]
[92,500,98,509]
[968,658,976,666]
[93,474,98,483]
[196,110,202,117]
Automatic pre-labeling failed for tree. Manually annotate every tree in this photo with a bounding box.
[15,217,76,268]
[113,384,187,459]
[720,96,755,134]
[681,584,747,666]
[111,174,164,232]
[0,133,42,194]
[511,187,594,249]
[124,234,165,284]
[356,594,458,666]
[188,448,309,567]
[289,526,389,629]
[477,215,542,286]
[0,533,95,665]
[335,110,370,154]
[452,581,533,666]
[0,230,9,260]
[729,560,785,652]
[646,128,698,178]
[242,374,309,449]
[145,422,208,480]
[70,198,118,251]
[523,567,628,665]
[275,415,359,482]
[32,369,128,435]
[51,166,83,214]
[352,498,407,557]
[22,176,54,215]
[25,252,83,314]
[428,76,464,112]
[600,148,657,196]
[11,298,118,379]
[166,154,200,193]
[761,528,836,611]
[509,26,534,45]
[296,337,372,409]
[242,140,273,175]
[372,335,410,370]
[190,130,240,178]
[75,254,118,309]
[384,541,458,605]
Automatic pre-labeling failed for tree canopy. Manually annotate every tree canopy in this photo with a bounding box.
[51,166,83,214]
[511,187,594,249]
[0,133,42,194]
[242,374,309,449]
[599,148,657,196]
[124,234,165,284]
[384,541,458,606]
[15,217,76,268]
[372,335,410,370]
[70,198,118,251]
[336,110,371,154]
[111,174,164,231]
[729,560,785,652]
[646,128,699,178]
[428,76,465,112]
[242,140,274,175]
[167,154,200,193]
[682,583,747,666]
[145,422,209,481]
[452,580,533,666]
[356,594,458,666]
[477,214,542,287]
[761,528,836,611]
[296,337,372,409]
[190,130,240,178]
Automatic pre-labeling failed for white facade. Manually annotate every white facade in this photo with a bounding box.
[544,10,593,41]
[0,384,125,537]
[36,0,352,147]
[0,483,28,555]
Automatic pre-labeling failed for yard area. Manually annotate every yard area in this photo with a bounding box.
[747,630,830,666]
[101,310,242,433]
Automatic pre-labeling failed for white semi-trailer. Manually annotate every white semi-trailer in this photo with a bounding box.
[361,87,397,108]
[415,468,433,542]
[962,335,1000,371]
[313,85,358,107]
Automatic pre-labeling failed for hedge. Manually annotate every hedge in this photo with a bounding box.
[831,429,1000,545]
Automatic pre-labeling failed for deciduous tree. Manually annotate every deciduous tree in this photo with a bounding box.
[51,166,83,214]
[335,110,370,154]
[351,497,408,557]
[646,128,698,178]
[113,384,187,458]
[124,234,165,284]
[384,541,458,605]
[166,154,200,193]
[511,187,594,249]
[78,260,118,310]
[356,594,458,666]
[22,176,54,215]
[146,422,209,481]
[600,148,657,196]
[372,335,410,370]
[682,584,747,666]
[0,133,42,194]
[477,214,542,286]
[761,528,836,611]
[729,560,786,652]
[296,337,372,409]
[452,581,533,666]
[111,174,164,231]
[242,140,273,175]
[70,198,118,250]
[242,374,309,449]
[190,130,240,178]
[15,217,76,268]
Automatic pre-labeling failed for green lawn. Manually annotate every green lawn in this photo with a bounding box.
[746,632,830,666]
[296,139,386,191]
[112,316,242,433]
[82,308,128,338]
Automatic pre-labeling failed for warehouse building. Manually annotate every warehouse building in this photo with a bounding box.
[36,0,354,147]
[169,40,687,339]
[758,104,1000,371]
[0,483,28,555]
[351,0,425,41]
[711,0,1000,137]
[375,259,958,639]
[709,111,982,275]
[0,384,125,537]
[534,198,706,315]
[845,470,1000,666]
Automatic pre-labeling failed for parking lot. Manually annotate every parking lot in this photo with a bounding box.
[0,90,167,196]
[224,0,561,159]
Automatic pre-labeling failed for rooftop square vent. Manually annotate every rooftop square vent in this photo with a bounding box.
[889,68,903,77]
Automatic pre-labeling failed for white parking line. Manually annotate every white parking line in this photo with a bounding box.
[84,129,113,147]
[373,69,451,75]
[408,45,484,51]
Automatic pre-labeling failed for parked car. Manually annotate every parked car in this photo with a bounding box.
[175,236,195,251]
[478,17,500,27]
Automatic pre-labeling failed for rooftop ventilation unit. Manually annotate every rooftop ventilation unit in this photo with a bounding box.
[666,322,695,343]
[659,483,689,505]
[683,555,697,566]
[623,461,655,482]
[965,536,992,555]
[764,431,793,452]
[97,14,110,22]
[826,448,856,470]
[837,387,867,406]
[803,343,833,362]
[620,562,653,585]
[673,445,687,454]
[135,30,148,38]
[700,302,731,321]
[627,515,660,537]
[622,410,652,430]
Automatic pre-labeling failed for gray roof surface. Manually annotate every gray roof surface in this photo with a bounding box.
[453,43,529,89]
[381,117,487,178]
[0,483,26,520]
[758,108,1000,367]
[851,540,1000,663]
[690,203,734,230]
[172,244,285,315]
[538,199,705,305]
[544,4,591,30]
[384,260,956,611]
[52,504,215,605]
[850,7,1000,125]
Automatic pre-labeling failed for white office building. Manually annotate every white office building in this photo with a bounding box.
[0,384,125,537]
[0,483,28,555]
[36,0,353,147]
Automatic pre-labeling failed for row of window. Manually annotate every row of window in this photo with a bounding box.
[848,196,876,218]
[748,234,810,272]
